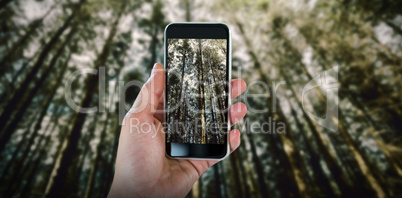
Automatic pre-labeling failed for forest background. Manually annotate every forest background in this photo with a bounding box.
[0,0,401,197]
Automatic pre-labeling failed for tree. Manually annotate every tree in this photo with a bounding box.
[45,2,125,197]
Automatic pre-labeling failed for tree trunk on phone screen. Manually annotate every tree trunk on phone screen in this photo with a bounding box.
[209,61,225,132]
[183,88,189,142]
[175,40,188,140]
[197,39,207,144]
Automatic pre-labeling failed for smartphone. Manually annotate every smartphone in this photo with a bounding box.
[164,23,231,160]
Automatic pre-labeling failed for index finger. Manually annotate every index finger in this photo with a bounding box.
[231,79,246,100]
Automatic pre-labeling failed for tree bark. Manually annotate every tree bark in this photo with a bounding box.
[0,2,57,77]
[0,0,84,143]
[45,4,124,197]
[237,21,307,198]
[1,53,71,196]
[197,39,207,144]
[84,113,109,198]
[0,27,75,153]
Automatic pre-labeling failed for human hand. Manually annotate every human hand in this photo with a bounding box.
[108,63,247,197]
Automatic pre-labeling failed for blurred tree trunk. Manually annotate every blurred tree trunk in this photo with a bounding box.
[238,140,256,197]
[45,4,124,197]
[213,165,222,198]
[237,21,310,198]
[0,0,84,149]
[1,53,71,195]
[290,108,336,197]
[229,151,246,197]
[84,113,109,198]
[280,68,358,196]
[0,0,12,10]
[299,24,402,179]
[193,177,202,198]
[74,114,97,181]
[246,134,270,198]
[0,3,56,77]
[272,18,389,197]
[0,0,82,122]
[0,26,76,153]
[20,112,60,197]
[147,26,158,72]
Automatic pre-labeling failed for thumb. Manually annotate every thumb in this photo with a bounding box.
[130,63,165,116]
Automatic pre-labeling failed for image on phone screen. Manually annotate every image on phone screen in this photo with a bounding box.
[166,39,227,145]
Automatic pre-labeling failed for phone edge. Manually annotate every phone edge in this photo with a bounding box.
[164,22,232,161]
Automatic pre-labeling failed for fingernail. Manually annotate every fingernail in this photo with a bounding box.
[151,63,160,76]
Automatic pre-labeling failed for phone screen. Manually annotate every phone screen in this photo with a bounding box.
[165,23,230,159]
[166,39,228,144]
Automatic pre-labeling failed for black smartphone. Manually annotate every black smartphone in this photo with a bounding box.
[164,23,231,160]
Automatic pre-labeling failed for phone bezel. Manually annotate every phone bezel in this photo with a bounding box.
[164,22,232,160]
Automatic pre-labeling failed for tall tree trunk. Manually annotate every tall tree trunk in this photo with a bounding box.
[19,117,58,197]
[290,108,337,197]
[238,140,255,197]
[0,0,12,10]
[280,68,358,196]
[185,0,191,21]
[197,39,207,144]
[19,102,64,196]
[246,134,270,198]
[84,112,109,198]
[209,87,218,143]
[0,54,35,106]
[45,5,124,197]
[1,53,71,195]
[0,2,57,76]
[191,178,202,198]
[236,21,307,198]
[299,24,402,179]
[147,26,158,72]
[174,43,187,141]
[0,0,84,141]
[213,164,223,198]
[229,151,245,197]
[274,20,389,197]
[208,59,226,136]
[0,27,75,153]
